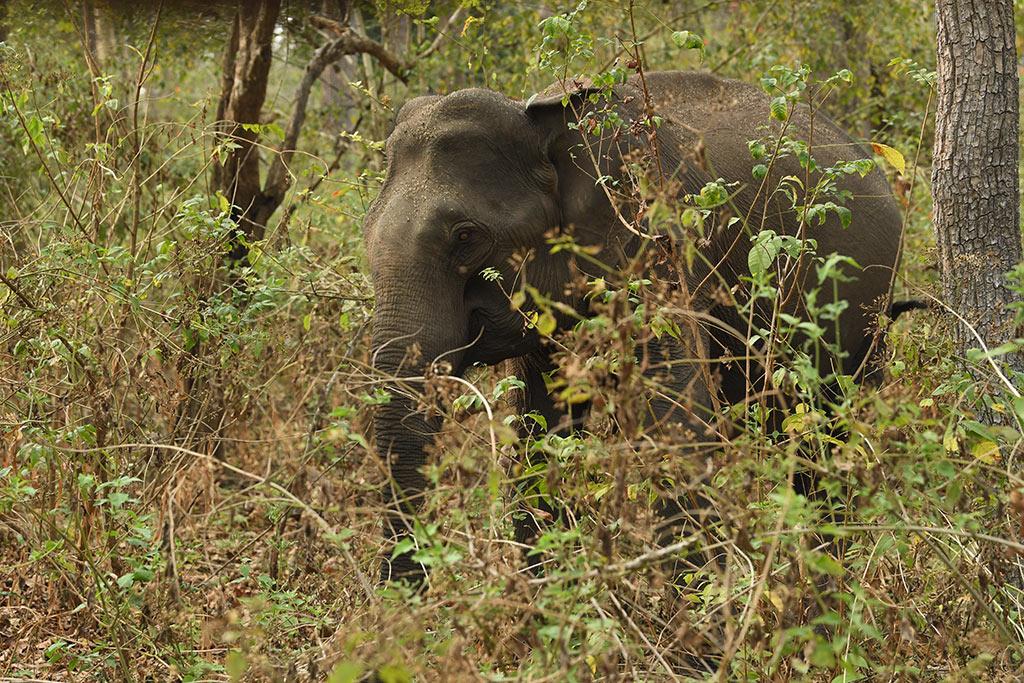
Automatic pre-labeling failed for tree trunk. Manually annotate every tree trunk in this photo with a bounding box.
[932,0,1023,382]
[212,13,240,192]
[82,0,99,61]
[91,0,118,65]
[319,0,355,136]
[217,0,281,261]
[0,0,8,44]
[215,0,407,262]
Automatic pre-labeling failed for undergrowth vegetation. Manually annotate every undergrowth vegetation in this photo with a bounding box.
[1,1,1022,681]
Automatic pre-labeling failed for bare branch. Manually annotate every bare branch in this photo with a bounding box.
[263,20,408,203]
[416,6,464,60]
[310,14,409,81]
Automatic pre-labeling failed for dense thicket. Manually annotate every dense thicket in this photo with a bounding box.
[1,1,1022,680]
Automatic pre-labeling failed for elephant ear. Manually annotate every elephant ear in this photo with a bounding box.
[523,78,602,148]
[524,77,599,110]
[524,79,631,260]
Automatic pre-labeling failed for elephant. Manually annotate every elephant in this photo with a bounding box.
[362,70,901,582]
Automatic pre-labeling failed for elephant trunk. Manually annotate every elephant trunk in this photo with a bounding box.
[370,276,466,581]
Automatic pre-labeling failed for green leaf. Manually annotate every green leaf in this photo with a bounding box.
[327,661,365,683]
[806,552,845,577]
[524,412,548,431]
[377,664,412,683]
[748,234,780,278]
[391,537,416,559]
[226,650,247,682]
[769,96,788,121]
[696,180,730,208]
[966,341,1020,361]
[133,567,155,583]
[671,30,704,52]
[835,205,852,228]
[326,528,355,547]
[810,640,836,668]
[104,491,131,508]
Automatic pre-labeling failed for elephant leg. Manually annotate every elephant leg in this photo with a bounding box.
[640,326,731,576]
[502,354,587,573]
[634,326,732,669]
[640,321,720,444]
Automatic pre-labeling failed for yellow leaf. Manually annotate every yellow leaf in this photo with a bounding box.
[560,384,592,405]
[972,440,1001,464]
[590,481,613,501]
[943,430,959,452]
[627,483,641,501]
[536,312,557,337]
[871,142,906,175]
[461,15,481,36]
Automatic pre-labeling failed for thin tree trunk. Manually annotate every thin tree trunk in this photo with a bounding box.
[212,13,240,191]
[215,0,408,263]
[218,0,281,260]
[82,0,98,60]
[932,0,1023,383]
[176,2,278,458]
[91,0,118,65]
[0,0,8,43]
[319,0,354,135]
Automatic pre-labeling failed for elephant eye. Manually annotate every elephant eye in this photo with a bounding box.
[449,223,492,276]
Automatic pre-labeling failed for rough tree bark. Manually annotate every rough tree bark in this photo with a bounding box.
[932,0,1023,381]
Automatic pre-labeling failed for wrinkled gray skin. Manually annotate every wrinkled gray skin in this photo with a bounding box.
[363,71,901,582]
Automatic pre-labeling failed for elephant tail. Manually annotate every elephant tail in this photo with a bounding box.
[850,298,934,384]
[888,298,933,319]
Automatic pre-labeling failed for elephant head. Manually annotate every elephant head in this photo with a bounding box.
[363,87,627,581]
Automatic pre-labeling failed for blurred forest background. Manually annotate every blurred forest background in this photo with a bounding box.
[1,0,1023,680]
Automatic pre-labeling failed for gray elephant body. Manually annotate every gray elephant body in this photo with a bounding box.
[363,71,901,581]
